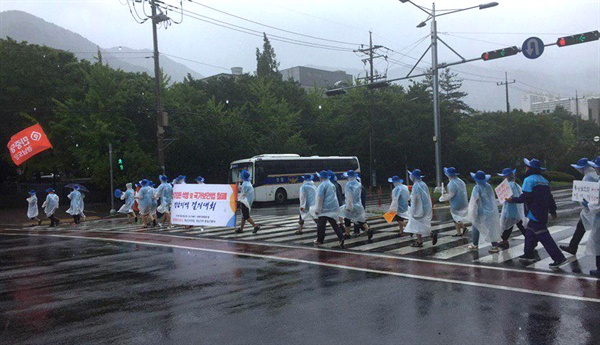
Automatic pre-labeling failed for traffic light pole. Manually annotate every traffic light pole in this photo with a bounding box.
[109,143,116,213]
[430,3,443,190]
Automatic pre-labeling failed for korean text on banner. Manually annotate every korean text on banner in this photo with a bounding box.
[171,184,238,227]
[494,179,514,204]
[6,123,53,166]
[572,180,600,205]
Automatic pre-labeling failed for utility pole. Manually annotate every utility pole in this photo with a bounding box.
[151,0,166,175]
[497,72,515,115]
[354,32,387,187]
[575,90,580,140]
[127,0,177,175]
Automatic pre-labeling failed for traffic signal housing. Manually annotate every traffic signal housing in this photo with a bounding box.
[556,30,600,47]
[481,46,520,61]
[118,158,124,171]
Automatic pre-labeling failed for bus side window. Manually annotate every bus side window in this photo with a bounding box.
[256,166,266,182]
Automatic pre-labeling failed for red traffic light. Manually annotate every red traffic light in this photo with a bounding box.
[481,46,519,61]
[556,30,600,47]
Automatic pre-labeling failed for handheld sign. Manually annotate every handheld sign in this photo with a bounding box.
[494,179,514,204]
[572,180,600,205]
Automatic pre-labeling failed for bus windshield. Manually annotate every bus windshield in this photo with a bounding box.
[230,163,254,184]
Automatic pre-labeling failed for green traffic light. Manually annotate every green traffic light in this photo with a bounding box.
[579,34,586,42]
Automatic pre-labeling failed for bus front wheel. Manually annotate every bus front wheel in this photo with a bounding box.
[275,188,287,204]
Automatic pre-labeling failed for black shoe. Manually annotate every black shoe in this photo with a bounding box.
[518,255,536,263]
[344,234,351,239]
[498,240,509,249]
[135,216,138,223]
[432,232,438,246]
[549,258,569,270]
[252,226,260,234]
[235,228,243,234]
[339,239,345,249]
[367,229,373,241]
[559,245,577,256]
[38,220,42,226]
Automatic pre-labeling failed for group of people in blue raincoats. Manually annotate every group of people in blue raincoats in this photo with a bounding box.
[295,169,371,248]
[116,174,204,228]
[387,158,573,271]
[26,186,84,227]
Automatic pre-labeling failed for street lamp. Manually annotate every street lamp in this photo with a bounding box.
[399,0,498,190]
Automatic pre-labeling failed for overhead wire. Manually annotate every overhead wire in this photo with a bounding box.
[162,4,355,52]
[186,0,361,46]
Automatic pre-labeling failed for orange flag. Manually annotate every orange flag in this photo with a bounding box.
[6,123,53,166]
[384,211,397,224]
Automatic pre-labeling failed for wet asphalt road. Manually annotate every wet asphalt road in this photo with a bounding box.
[1,232,599,345]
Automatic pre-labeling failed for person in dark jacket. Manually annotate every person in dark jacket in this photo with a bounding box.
[506,158,568,270]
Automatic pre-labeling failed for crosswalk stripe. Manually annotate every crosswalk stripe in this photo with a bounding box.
[386,235,459,255]
[475,226,572,264]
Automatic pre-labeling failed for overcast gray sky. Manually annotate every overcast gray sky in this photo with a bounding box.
[2,0,599,101]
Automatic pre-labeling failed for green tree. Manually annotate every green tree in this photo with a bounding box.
[256,33,281,80]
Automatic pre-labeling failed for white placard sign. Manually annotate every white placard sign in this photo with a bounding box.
[171,184,238,227]
[494,179,514,204]
[572,180,600,205]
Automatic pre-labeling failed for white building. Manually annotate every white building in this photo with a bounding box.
[521,92,600,121]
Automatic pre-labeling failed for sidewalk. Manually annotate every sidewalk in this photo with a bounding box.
[0,202,117,226]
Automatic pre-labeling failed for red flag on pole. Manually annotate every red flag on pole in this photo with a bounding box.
[6,123,53,166]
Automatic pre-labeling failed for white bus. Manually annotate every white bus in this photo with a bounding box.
[229,154,361,203]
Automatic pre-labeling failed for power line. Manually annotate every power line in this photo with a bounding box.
[187,0,361,46]
[167,5,355,52]
[161,53,230,71]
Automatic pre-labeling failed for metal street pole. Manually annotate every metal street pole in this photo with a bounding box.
[151,0,166,175]
[109,143,116,213]
[399,1,498,190]
[430,3,442,190]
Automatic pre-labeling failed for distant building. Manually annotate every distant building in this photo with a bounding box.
[521,92,600,120]
[200,67,244,82]
[588,98,600,124]
[280,66,353,91]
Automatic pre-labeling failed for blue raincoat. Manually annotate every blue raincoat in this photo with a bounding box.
[439,177,468,223]
[299,180,317,220]
[118,188,135,214]
[404,180,432,235]
[389,183,410,219]
[27,195,39,218]
[66,190,84,216]
[137,186,153,216]
[155,182,173,214]
[42,193,59,217]
[315,179,339,219]
[467,182,502,242]
[239,181,255,210]
[339,178,366,223]
[499,181,526,230]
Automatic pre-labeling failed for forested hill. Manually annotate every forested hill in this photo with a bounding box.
[0,10,203,82]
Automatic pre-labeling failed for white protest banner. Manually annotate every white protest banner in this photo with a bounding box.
[494,179,513,204]
[171,184,238,227]
[572,180,600,205]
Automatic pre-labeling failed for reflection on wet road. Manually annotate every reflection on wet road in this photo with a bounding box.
[1,234,599,345]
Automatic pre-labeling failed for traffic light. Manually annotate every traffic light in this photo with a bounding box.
[118,158,124,171]
[481,46,519,61]
[556,30,600,47]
